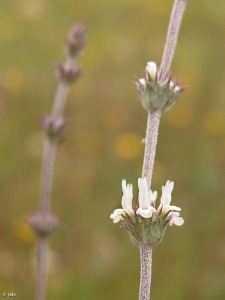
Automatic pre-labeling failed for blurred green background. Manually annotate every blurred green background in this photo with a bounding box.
[0,0,225,299]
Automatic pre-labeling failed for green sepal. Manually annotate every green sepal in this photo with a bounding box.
[122,214,169,247]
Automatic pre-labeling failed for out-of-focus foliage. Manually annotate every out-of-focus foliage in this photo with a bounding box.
[0,0,225,299]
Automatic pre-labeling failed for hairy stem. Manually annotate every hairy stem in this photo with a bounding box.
[39,140,57,211]
[30,23,86,300]
[36,58,73,300]
[40,57,73,211]
[52,83,70,119]
[159,0,188,82]
[139,244,153,300]
[142,110,161,187]
[35,239,48,300]
[142,0,188,187]
[52,58,74,118]
[139,1,188,299]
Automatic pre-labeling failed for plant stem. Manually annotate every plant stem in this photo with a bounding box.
[52,58,74,119]
[39,58,73,211]
[39,140,57,211]
[159,0,188,82]
[139,244,153,300]
[36,238,48,300]
[52,83,70,119]
[142,110,161,187]
[139,1,188,299]
[35,58,73,300]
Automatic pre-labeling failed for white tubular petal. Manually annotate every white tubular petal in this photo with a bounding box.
[121,180,133,211]
[110,209,124,223]
[173,217,184,226]
[112,214,123,223]
[146,61,157,80]
[169,215,184,226]
[122,179,127,194]
[136,207,155,219]
[138,178,150,209]
[169,205,181,211]
[142,178,150,205]
[161,180,174,205]
[138,178,144,207]
[150,190,157,203]
[156,180,183,223]
[110,209,123,219]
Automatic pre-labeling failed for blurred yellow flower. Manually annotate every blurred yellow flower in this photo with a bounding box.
[4,69,26,96]
[204,109,225,135]
[115,133,142,160]
[15,221,35,244]
[15,0,45,18]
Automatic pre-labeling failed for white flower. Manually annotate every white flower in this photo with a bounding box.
[169,80,176,89]
[110,209,125,224]
[169,80,181,94]
[174,85,181,93]
[168,212,184,226]
[157,180,184,226]
[110,178,184,227]
[135,78,146,95]
[146,61,157,80]
[138,78,146,87]
[110,180,134,223]
[161,180,174,205]
[136,178,156,218]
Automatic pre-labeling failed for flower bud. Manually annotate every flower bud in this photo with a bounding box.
[146,61,157,81]
[136,61,185,113]
[139,78,146,87]
[56,62,81,84]
[65,23,86,58]
[42,115,67,142]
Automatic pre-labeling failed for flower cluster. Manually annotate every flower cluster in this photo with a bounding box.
[135,61,185,113]
[110,178,184,245]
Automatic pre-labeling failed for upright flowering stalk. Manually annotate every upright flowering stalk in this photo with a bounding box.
[110,0,188,299]
[28,24,85,300]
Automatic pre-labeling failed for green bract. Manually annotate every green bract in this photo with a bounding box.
[123,213,168,247]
